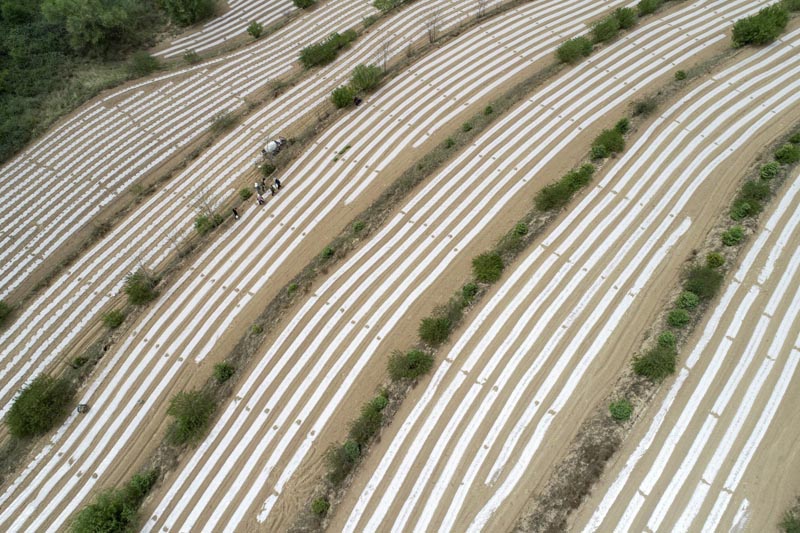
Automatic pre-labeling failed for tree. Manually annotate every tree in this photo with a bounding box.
[350,64,383,92]
[732,5,789,47]
[247,20,263,39]
[159,0,216,26]
[6,374,74,437]
[166,389,215,444]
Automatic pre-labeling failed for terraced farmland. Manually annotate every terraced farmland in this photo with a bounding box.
[2,0,800,532]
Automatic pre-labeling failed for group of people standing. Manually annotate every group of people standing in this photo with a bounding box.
[231,176,283,220]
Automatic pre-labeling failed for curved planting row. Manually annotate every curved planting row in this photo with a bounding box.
[137,1,776,531]
[577,155,800,528]
[338,18,800,533]
[0,0,493,414]
[0,0,377,302]
[0,0,609,530]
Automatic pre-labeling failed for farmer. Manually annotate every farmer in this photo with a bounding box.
[273,177,282,190]
[232,208,239,220]
[256,193,265,206]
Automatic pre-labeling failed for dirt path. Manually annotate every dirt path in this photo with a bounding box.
[0,0,617,530]
[331,20,800,533]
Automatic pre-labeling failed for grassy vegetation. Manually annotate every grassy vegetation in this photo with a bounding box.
[781,498,800,533]
[387,349,434,380]
[472,252,504,282]
[609,398,632,421]
[124,268,159,306]
[331,85,356,108]
[6,374,74,438]
[300,30,358,68]
[102,309,126,329]
[166,389,215,445]
[213,362,235,383]
[71,468,158,533]
[247,20,263,39]
[556,36,593,64]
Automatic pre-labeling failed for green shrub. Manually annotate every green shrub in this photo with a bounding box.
[484,105,494,115]
[209,111,236,134]
[300,30,358,68]
[633,97,658,116]
[676,291,700,310]
[732,5,789,47]
[556,36,593,64]
[674,70,687,81]
[667,309,691,328]
[71,470,158,533]
[609,398,633,421]
[730,178,770,220]
[261,163,276,176]
[287,283,298,295]
[331,85,356,108]
[327,442,357,485]
[239,188,253,200]
[730,201,755,221]
[322,246,335,259]
[775,143,800,165]
[374,0,404,11]
[72,356,88,369]
[183,49,202,64]
[160,0,216,26]
[124,269,159,305]
[363,14,378,27]
[247,20,263,39]
[614,7,637,29]
[444,137,456,149]
[591,128,625,159]
[462,283,479,305]
[657,331,676,348]
[472,252,504,282]
[195,211,224,234]
[351,64,383,92]
[311,498,330,517]
[294,0,316,7]
[371,394,388,411]
[0,300,10,326]
[166,389,216,445]
[343,439,360,461]
[790,132,800,144]
[592,16,621,43]
[102,309,125,329]
[514,222,528,236]
[388,349,434,380]
[787,0,800,12]
[128,52,160,78]
[685,265,724,300]
[614,118,630,134]
[781,508,800,533]
[760,161,780,180]
[353,220,366,233]
[349,400,383,445]
[721,226,745,246]
[251,324,263,334]
[6,375,73,437]
[419,317,452,345]
[213,362,235,383]
[706,252,725,269]
[637,0,663,16]
[462,122,473,132]
[633,343,677,381]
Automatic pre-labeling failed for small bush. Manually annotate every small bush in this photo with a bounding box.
[0,300,10,326]
[300,30,358,68]
[287,283,299,295]
[349,400,383,445]
[161,0,216,25]
[633,344,677,381]
[251,324,263,335]
[637,0,663,16]
[311,498,330,517]
[294,0,316,7]
[261,163,276,176]
[343,439,360,461]
[790,132,800,144]
[183,50,202,64]
[556,36,593,64]
[675,70,687,81]
[760,161,780,180]
[721,226,745,246]
[388,349,434,380]
[213,362,235,383]
[419,317,452,345]
[781,508,800,533]
[363,14,378,27]
[102,309,125,329]
[351,64,383,93]
[514,222,528,236]
[125,269,159,306]
[484,105,494,115]
[609,398,633,421]
[71,470,158,533]
[591,128,625,159]
[462,122,473,132]
[667,309,691,327]
[472,252,504,282]
[331,85,356,108]
[72,356,88,369]
[633,97,658,116]
[592,16,621,43]
[209,111,236,134]
[128,52,160,78]
[322,246,335,259]
[374,0,404,11]
[775,143,800,165]
[614,118,630,134]
[371,394,388,411]
[194,213,223,235]
[657,331,676,348]
[614,7,637,29]
[685,265,724,300]
[676,291,700,310]
[166,390,216,445]
[444,137,456,149]
[462,283,479,305]
[247,20,263,39]
[730,179,770,220]
[239,188,253,200]
[352,220,365,233]
[732,5,789,47]
[6,375,73,437]
[706,252,725,269]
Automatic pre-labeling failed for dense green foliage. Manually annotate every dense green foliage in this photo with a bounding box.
[124,269,159,305]
[667,309,691,327]
[0,300,10,327]
[706,252,725,269]
[102,309,125,328]
[781,507,800,533]
[676,291,699,310]
[158,0,215,26]
[760,161,780,180]
[591,128,625,159]
[388,349,434,380]
[247,19,263,39]
[373,0,406,11]
[348,393,386,445]
[609,398,633,421]
[731,5,789,47]
[721,226,745,246]
[534,163,595,211]
[556,36,593,64]
[311,498,330,516]
[6,374,74,437]
[128,51,160,77]
[293,0,316,7]
[730,179,770,220]
[71,469,158,533]
[419,316,452,345]
[166,389,215,444]
[592,15,621,43]
[472,252,504,282]
[637,0,663,16]
[614,7,637,29]
[331,85,356,108]
[299,30,357,68]
[351,64,383,92]
[684,265,724,300]
[633,343,677,381]
[775,143,800,165]
[213,362,235,383]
